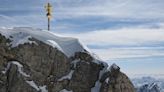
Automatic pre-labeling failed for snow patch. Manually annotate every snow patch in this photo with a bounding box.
[91,61,108,92]
[1,62,11,74]
[59,89,73,92]
[11,61,30,77]
[71,59,80,69]
[39,85,48,92]
[2,61,30,77]
[109,63,119,70]
[0,28,37,47]
[58,70,74,81]
[91,81,102,92]
[26,80,48,92]
[1,71,5,74]
[105,78,109,84]
[10,33,36,47]
[26,81,40,91]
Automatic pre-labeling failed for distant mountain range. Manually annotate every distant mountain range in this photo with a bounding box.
[132,76,164,92]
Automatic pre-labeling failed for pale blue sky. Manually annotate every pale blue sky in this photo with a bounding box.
[0,0,164,77]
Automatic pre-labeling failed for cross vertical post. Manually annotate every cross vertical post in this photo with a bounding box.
[45,2,52,31]
[48,17,50,31]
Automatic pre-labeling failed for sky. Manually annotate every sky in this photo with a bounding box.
[0,0,164,77]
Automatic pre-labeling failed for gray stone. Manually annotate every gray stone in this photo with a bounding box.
[100,65,135,92]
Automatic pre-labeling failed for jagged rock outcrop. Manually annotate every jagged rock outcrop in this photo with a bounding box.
[0,27,135,92]
[100,64,135,92]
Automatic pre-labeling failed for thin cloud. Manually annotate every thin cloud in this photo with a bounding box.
[53,0,164,20]
[91,47,164,60]
[1,0,164,26]
[61,27,164,46]
[60,27,164,61]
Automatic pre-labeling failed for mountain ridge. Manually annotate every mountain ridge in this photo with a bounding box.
[132,76,164,92]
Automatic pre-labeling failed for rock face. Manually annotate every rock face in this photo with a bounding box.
[0,27,135,92]
[100,64,135,92]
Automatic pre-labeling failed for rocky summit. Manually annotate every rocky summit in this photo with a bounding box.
[0,27,135,92]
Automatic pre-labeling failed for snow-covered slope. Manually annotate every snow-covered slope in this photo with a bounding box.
[0,27,85,57]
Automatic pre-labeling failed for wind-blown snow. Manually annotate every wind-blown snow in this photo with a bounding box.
[0,27,85,57]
